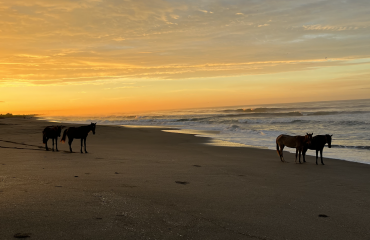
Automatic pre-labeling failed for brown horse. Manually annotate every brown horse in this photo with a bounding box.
[276,133,313,163]
[43,125,64,151]
[61,122,96,153]
[303,134,332,165]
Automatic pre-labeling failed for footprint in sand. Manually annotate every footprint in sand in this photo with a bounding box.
[193,165,201,167]
[318,214,329,218]
[14,233,31,238]
[175,181,189,185]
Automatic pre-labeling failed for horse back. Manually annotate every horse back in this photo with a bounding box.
[67,126,90,139]
[43,127,58,138]
[307,135,327,150]
[276,134,301,148]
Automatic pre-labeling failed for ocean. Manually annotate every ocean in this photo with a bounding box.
[44,98,370,164]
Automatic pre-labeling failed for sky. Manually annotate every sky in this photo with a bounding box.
[0,0,369,115]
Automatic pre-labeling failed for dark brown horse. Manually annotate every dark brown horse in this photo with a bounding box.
[43,125,64,151]
[61,122,96,153]
[303,134,332,165]
[276,133,313,163]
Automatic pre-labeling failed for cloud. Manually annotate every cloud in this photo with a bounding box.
[303,25,358,31]
[0,0,369,84]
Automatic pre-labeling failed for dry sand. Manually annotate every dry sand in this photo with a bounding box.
[0,117,370,240]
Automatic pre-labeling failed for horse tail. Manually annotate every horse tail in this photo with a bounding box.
[276,142,280,157]
[42,131,47,144]
[61,129,68,143]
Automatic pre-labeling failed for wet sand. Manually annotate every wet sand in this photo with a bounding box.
[1,117,370,240]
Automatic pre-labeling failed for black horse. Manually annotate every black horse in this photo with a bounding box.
[43,125,64,151]
[61,122,96,153]
[303,134,332,165]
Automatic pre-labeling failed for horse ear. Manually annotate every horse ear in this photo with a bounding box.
[331,134,333,137]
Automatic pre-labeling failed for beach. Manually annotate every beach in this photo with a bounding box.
[1,117,370,240]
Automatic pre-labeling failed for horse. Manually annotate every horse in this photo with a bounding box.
[276,133,313,163]
[43,125,64,151]
[303,134,332,165]
[61,122,96,153]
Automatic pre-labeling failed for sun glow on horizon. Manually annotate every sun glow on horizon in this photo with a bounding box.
[1,0,370,115]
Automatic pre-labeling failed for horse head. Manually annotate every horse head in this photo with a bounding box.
[326,134,332,148]
[305,133,313,145]
[91,122,97,135]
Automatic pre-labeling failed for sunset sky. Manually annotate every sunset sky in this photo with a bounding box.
[0,0,369,115]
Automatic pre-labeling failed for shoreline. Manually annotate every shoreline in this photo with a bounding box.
[40,117,369,165]
[1,117,370,239]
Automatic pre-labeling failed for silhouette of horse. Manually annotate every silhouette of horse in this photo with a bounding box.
[43,125,64,151]
[276,133,313,163]
[303,134,332,165]
[61,122,96,153]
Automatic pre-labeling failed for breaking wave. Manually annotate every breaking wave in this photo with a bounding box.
[332,145,370,150]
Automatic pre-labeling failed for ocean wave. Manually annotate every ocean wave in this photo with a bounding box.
[176,117,211,122]
[332,145,370,150]
[222,107,292,113]
[307,111,369,116]
[222,111,303,118]
[226,124,241,131]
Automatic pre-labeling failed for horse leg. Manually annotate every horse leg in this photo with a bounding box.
[45,138,49,151]
[320,149,324,165]
[295,149,298,163]
[303,149,306,163]
[316,150,318,165]
[69,138,73,153]
[84,138,87,153]
[80,139,83,153]
[298,149,302,164]
[55,137,58,151]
